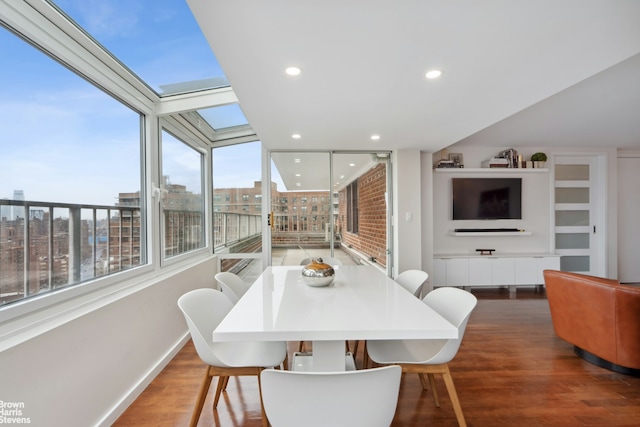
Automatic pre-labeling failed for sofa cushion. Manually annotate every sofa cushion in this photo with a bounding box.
[616,285,640,369]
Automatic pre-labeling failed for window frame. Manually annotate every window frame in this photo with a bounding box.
[158,118,211,267]
[0,1,230,326]
[0,2,163,322]
[346,179,359,234]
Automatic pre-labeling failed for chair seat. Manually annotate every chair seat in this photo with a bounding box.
[366,339,448,364]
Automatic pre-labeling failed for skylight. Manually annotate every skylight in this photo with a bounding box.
[197,104,249,130]
[48,0,227,96]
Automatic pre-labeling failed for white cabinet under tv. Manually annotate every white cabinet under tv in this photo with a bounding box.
[432,254,560,291]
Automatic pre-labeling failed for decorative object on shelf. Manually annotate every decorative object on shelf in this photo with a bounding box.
[301,258,335,287]
[435,159,456,168]
[433,149,452,168]
[476,248,495,255]
[448,152,464,168]
[497,148,519,168]
[530,152,547,168]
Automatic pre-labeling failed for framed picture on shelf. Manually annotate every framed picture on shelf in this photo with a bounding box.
[449,153,464,168]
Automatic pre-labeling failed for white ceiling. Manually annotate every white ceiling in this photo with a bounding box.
[271,151,388,192]
[187,0,640,154]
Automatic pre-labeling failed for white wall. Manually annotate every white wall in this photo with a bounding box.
[432,169,552,255]
[393,149,423,277]
[617,150,640,282]
[0,257,217,426]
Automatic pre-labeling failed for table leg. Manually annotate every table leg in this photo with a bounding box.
[311,340,346,371]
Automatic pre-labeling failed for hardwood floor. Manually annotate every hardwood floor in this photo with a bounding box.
[113,287,640,426]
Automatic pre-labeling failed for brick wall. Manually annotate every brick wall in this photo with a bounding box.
[338,163,387,267]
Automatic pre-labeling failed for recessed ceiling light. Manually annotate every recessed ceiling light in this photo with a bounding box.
[371,134,381,141]
[294,158,301,163]
[349,163,356,167]
[285,66,302,76]
[292,133,301,139]
[295,173,301,177]
[425,69,443,79]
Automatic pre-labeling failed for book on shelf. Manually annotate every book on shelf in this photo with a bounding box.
[481,158,510,168]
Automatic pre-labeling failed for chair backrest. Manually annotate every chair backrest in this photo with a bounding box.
[260,365,401,427]
[300,257,343,266]
[394,269,429,297]
[215,271,251,305]
[177,288,233,367]
[421,287,477,364]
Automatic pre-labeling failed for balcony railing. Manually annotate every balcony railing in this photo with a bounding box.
[0,198,346,306]
[0,199,144,306]
[213,212,262,250]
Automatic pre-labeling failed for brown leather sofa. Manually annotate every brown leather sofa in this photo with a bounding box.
[543,270,640,376]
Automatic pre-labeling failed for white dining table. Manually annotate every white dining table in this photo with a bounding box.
[212,265,457,371]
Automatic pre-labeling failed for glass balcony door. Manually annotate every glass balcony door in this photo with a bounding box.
[212,141,264,283]
[267,151,391,273]
[269,152,334,266]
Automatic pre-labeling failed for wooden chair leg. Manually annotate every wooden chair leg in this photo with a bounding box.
[190,367,214,427]
[297,341,305,352]
[428,373,440,407]
[362,342,370,368]
[213,375,227,409]
[419,373,428,389]
[441,365,467,427]
[419,371,442,406]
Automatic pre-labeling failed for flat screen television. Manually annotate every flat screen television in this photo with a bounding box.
[452,177,522,220]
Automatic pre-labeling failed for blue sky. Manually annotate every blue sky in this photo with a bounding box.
[0,21,140,205]
[0,0,272,206]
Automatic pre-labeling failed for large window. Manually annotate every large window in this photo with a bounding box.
[346,180,359,234]
[0,24,144,307]
[161,130,204,258]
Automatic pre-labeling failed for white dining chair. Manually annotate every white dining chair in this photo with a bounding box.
[364,287,477,427]
[352,269,429,361]
[395,269,430,297]
[260,365,402,427]
[215,271,251,305]
[177,288,288,427]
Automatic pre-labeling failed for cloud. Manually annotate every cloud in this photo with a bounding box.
[55,0,143,39]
